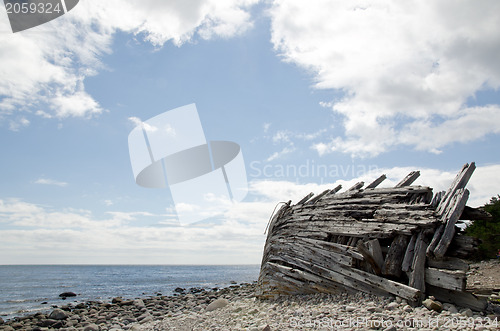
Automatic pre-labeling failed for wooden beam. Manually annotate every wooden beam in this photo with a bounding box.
[434,189,469,258]
[366,239,384,270]
[425,267,466,291]
[365,175,387,189]
[356,241,382,275]
[395,171,420,187]
[437,162,475,216]
[409,231,428,300]
[427,257,469,272]
[306,189,331,205]
[382,235,409,278]
[460,206,492,221]
[426,285,487,312]
[296,192,314,205]
[402,233,417,273]
[347,181,365,191]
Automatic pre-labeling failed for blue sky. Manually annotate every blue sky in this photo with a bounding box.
[1,0,499,264]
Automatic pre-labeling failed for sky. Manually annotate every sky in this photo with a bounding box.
[0,0,499,265]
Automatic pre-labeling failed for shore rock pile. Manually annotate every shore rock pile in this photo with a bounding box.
[0,283,254,331]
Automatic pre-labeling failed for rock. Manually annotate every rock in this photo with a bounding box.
[140,315,153,324]
[461,308,473,317]
[443,303,458,314]
[133,299,145,308]
[386,302,399,310]
[383,326,397,331]
[83,323,100,331]
[37,319,58,327]
[262,325,271,331]
[345,306,356,312]
[422,298,443,313]
[49,308,69,320]
[174,287,185,294]
[1,326,14,331]
[111,297,123,304]
[206,298,229,312]
[0,317,3,325]
[59,292,77,298]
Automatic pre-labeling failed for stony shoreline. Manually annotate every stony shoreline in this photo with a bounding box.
[1,282,499,331]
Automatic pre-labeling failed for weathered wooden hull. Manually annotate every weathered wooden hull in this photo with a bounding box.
[257,162,487,311]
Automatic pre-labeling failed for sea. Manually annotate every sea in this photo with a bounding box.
[0,265,260,321]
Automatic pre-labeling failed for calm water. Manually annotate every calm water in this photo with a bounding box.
[0,265,260,320]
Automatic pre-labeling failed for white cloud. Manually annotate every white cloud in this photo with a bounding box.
[8,117,30,131]
[34,178,68,187]
[0,0,259,126]
[270,0,500,156]
[266,145,295,162]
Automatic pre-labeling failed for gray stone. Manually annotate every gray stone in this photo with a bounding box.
[133,299,145,308]
[139,315,153,324]
[422,298,443,313]
[49,308,69,320]
[386,302,399,310]
[461,308,473,317]
[83,323,100,331]
[59,291,77,298]
[443,303,458,314]
[206,298,229,312]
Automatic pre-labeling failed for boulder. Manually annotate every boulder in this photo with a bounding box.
[206,298,229,312]
[49,308,69,320]
[59,292,77,298]
[174,287,185,294]
[83,323,100,331]
[422,298,443,313]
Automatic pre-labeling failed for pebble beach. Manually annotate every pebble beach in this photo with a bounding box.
[1,282,499,331]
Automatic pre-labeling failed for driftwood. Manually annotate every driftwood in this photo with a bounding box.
[257,162,491,311]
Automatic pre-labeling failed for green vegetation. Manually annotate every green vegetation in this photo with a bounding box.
[464,195,500,260]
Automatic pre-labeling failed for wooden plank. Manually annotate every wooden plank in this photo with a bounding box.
[296,237,364,260]
[296,192,314,205]
[366,239,384,270]
[426,224,444,258]
[269,252,421,302]
[306,189,331,205]
[431,191,444,208]
[347,181,365,191]
[280,219,418,237]
[395,171,420,187]
[382,235,409,278]
[402,233,417,272]
[409,231,428,299]
[329,185,342,195]
[460,206,493,221]
[356,241,382,275]
[425,267,466,291]
[365,174,387,189]
[426,284,487,312]
[427,257,469,271]
[437,162,475,216]
[434,189,469,258]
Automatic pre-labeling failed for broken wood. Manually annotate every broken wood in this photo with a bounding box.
[382,235,409,278]
[257,162,484,311]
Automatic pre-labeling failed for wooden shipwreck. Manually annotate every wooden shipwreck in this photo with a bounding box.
[257,162,491,311]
